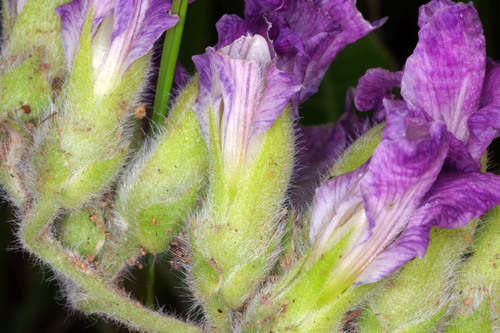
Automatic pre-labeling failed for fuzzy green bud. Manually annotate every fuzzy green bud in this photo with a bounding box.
[1,0,67,110]
[58,208,106,258]
[116,79,208,254]
[30,6,148,210]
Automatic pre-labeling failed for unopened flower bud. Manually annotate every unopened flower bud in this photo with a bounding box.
[58,207,106,257]
[189,34,298,313]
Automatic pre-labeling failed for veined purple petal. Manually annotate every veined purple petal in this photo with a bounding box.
[58,0,177,83]
[244,0,282,17]
[215,0,382,113]
[56,0,92,68]
[417,0,454,27]
[101,0,178,79]
[416,171,500,230]
[354,68,403,121]
[309,164,367,250]
[401,1,485,142]
[193,35,300,174]
[445,132,481,172]
[319,104,449,284]
[354,223,432,285]
[215,14,270,51]
[252,64,301,135]
[346,113,448,277]
[468,61,500,161]
[357,170,500,284]
[270,0,383,105]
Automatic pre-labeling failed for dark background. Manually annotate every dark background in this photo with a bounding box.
[1,0,499,332]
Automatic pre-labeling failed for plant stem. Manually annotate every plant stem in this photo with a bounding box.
[152,0,189,127]
[146,255,156,307]
[19,200,204,333]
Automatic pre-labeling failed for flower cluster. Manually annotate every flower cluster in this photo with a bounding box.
[1,0,500,332]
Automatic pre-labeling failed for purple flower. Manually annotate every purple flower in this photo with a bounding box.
[355,0,500,171]
[310,0,500,287]
[215,0,383,111]
[56,0,178,93]
[193,35,300,175]
[310,105,500,287]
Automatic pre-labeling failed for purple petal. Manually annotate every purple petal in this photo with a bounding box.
[57,0,177,75]
[270,0,383,105]
[401,1,486,142]
[445,132,481,172]
[56,0,92,68]
[339,106,449,282]
[354,223,432,284]
[244,0,282,17]
[358,170,500,284]
[354,68,403,121]
[252,65,301,135]
[418,171,500,230]
[357,170,500,284]
[417,0,454,27]
[468,61,500,161]
[193,35,299,173]
[109,0,178,74]
[309,164,367,248]
[215,14,270,51]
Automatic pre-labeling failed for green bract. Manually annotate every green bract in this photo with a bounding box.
[115,79,208,255]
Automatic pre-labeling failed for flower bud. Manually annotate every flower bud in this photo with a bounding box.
[189,34,299,313]
[29,0,176,210]
[115,79,208,254]
[58,207,106,258]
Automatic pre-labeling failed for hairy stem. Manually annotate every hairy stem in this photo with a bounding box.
[19,200,204,333]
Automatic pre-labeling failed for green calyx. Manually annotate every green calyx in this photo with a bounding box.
[241,227,373,332]
[190,107,295,315]
[117,79,208,254]
[329,122,384,177]
[443,206,500,332]
[32,5,150,211]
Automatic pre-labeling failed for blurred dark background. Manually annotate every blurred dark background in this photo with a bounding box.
[1,0,499,332]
